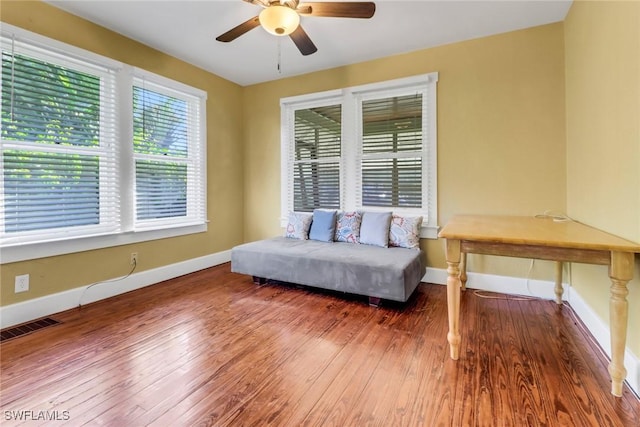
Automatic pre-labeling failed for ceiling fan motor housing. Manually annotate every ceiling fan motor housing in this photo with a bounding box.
[259,5,300,36]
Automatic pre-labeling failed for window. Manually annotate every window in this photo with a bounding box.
[281,73,438,238]
[1,24,207,262]
[132,78,205,230]
[359,93,424,209]
[292,103,342,211]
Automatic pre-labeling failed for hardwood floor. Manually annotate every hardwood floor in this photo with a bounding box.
[1,263,638,426]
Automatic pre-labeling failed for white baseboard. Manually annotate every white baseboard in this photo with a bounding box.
[423,268,568,301]
[0,250,231,330]
[423,267,640,397]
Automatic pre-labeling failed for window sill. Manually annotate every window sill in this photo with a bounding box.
[0,223,207,264]
[420,225,439,239]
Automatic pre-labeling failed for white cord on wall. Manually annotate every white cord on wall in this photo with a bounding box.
[534,210,574,222]
[78,259,137,308]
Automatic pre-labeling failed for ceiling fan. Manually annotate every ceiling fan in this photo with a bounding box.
[216,0,376,56]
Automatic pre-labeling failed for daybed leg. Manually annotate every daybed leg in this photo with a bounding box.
[253,276,267,286]
[368,297,381,307]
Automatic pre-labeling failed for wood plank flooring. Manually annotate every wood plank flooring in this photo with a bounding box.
[1,263,638,426]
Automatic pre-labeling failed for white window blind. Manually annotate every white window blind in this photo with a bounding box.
[1,37,119,245]
[358,93,424,209]
[132,77,206,230]
[292,104,342,212]
[281,73,438,238]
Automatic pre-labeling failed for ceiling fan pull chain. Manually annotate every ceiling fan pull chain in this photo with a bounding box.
[277,37,282,74]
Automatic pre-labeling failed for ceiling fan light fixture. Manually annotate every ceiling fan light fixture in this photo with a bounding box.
[259,5,300,36]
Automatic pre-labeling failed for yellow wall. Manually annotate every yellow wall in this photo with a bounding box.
[565,0,640,355]
[243,23,567,277]
[0,1,245,305]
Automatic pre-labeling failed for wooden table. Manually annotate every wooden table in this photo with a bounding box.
[438,215,640,397]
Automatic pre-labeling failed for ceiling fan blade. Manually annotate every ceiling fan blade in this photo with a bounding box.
[297,2,375,18]
[215,16,261,42]
[289,25,318,56]
[243,0,270,7]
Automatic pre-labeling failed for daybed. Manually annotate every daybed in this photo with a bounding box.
[231,210,426,306]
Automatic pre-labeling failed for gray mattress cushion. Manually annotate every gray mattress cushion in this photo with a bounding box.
[231,236,425,302]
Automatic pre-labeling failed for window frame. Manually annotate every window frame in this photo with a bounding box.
[0,23,207,264]
[281,92,343,215]
[131,73,207,232]
[0,48,119,241]
[280,73,438,238]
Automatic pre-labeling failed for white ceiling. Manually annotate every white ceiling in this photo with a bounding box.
[45,0,572,86]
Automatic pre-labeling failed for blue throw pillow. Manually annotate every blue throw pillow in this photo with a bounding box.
[309,209,337,242]
[359,211,393,247]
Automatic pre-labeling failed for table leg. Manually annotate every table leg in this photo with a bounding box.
[460,252,468,290]
[608,251,634,397]
[446,239,462,360]
[554,261,563,305]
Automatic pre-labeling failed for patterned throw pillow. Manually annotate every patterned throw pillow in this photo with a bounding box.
[284,212,313,240]
[389,214,423,249]
[334,211,362,243]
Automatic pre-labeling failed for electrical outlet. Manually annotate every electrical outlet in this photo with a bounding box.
[130,252,138,266]
[15,274,29,293]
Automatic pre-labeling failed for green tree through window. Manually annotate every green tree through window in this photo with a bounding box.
[132,85,189,220]
[1,52,102,232]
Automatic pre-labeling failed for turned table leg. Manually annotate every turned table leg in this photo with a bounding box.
[446,239,462,360]
[608,251,634,396]
[554,261,563,305]
[460,252,468,291]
